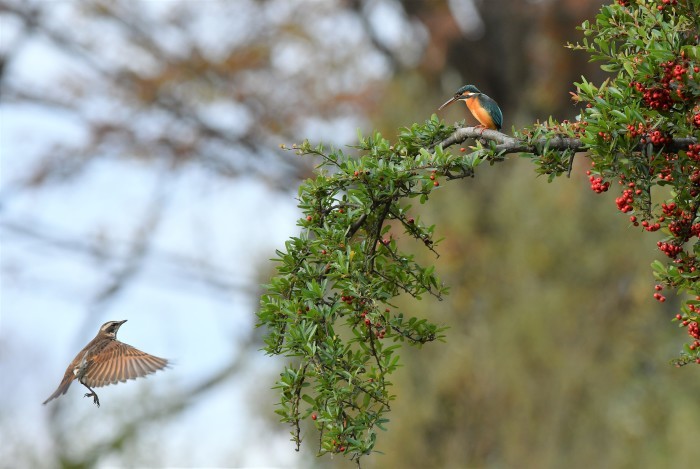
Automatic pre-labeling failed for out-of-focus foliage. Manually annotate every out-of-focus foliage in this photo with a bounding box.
[1,0,411,191]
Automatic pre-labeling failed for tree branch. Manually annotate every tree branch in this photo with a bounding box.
[437,127,698,154]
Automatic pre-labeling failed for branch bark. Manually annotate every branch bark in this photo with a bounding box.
[437,127,698,154]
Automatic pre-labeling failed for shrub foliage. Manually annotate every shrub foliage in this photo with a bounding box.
[258,0,699,462]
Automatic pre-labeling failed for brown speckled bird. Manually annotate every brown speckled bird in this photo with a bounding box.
[43,320,169,407]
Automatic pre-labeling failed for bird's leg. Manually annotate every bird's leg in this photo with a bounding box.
[80,381,101,407]
[473,125,488,144]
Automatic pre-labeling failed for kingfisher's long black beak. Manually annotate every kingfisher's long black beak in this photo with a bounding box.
[438,95,461,111]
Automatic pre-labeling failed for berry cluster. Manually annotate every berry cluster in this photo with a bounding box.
[597,131,612,142]
[647,129,671,146]
[656,166,673,182]
[668,212,693,238]
[341,294,389,339]
[587,172,610,193]
[657,241,683,258]
[661,202,679,216]
[629,57,696,111]
[656,0,678,10]
[616,188,635,212]
[614,183,659,231]
[430,170,439,187]
[625,122,646,138]
[625,122,672,146]
[690,169,700,185]
[676,305,700,361]
[360,308,387,339]
[640,219,661,232]
[686,143,700,161]
[653,284,667,302]
[661,203,700,242]
[631,81,673,111]
[654,202,700,267]
[661,59,692,92]
[602,0,700,365]
[684,302,700,317]
[559,119,589,139]
[675,255,698,277]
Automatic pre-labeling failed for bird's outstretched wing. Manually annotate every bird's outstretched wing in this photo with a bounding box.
[81,342,169,388]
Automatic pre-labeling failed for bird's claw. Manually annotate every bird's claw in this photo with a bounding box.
[84,392,101,407]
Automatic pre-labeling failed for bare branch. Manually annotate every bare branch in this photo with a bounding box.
[437,127,698,154]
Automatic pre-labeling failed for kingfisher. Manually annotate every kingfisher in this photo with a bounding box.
[439,85,503,131]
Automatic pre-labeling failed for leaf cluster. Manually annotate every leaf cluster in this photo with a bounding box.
[258,116,485,461]
[259,1,700,462]
[536,0,700,364]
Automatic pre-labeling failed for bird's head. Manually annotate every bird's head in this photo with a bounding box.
[99,320,128,338]
[438,84,482,110]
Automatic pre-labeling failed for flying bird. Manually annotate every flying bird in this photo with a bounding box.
[43,320,169,407]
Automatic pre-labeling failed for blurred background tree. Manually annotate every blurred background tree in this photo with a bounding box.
[1,0,698,467]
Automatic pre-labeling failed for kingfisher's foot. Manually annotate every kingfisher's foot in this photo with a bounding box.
[84,392,101,407]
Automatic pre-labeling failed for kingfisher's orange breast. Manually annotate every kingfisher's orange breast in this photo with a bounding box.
[464,97,497,129]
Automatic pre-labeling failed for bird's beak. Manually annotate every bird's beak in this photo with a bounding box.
[118,320,128,325]
[438,95,459,111]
